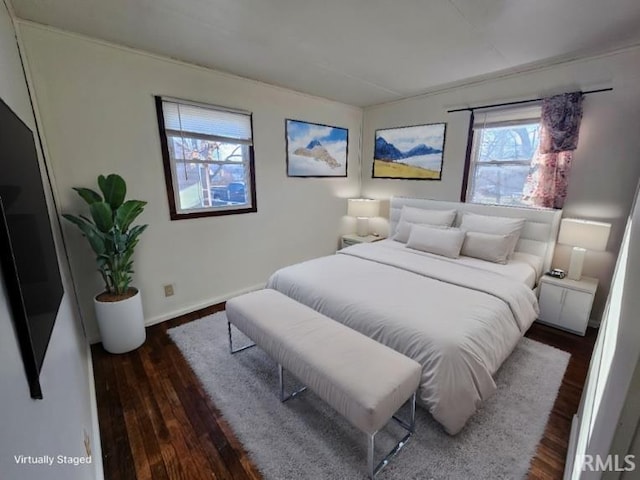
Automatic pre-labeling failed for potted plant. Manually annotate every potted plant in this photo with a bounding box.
[63,174,148,354]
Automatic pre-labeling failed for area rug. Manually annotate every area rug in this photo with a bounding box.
[169,312,570,479]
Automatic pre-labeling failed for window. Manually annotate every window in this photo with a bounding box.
[465,105,541,206]
[155,96,256,219]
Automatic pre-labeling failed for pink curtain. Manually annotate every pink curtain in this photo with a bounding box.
[523,92,584,209]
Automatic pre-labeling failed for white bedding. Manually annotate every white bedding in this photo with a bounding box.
[266,241,540,434]
[380,239,541,287]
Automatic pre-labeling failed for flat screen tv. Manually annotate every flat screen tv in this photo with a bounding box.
[0,98,63,399]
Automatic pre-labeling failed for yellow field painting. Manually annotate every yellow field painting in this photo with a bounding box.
[373,159,440,179]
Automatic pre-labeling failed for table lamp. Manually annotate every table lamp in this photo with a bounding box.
[558,218,611,280]
[347,198,380,237]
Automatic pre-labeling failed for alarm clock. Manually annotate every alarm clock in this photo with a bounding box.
[545,268,566,279]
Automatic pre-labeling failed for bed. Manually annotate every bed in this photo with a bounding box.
[267,197,562,434]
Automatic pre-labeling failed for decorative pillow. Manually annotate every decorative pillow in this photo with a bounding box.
[459,212,525,256]
[461,231,511,264]
[406,225,465,258]
[393,220,415,243]
[400,206,457,226]
[393,206,457,243]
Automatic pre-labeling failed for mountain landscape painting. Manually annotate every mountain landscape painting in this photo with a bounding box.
[373,123,446,179]
[286,119,348,177]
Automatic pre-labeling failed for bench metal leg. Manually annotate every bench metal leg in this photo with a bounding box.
[278,364,307,402]
[368,432,376,480]
[367,392,416,479]
[392,391,417,433]
[227,321,256,354]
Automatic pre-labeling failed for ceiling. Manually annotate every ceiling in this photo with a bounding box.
[11,0,640,106]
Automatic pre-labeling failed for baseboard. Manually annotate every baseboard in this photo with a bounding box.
[87,283,267,344]
[143,283,266,327]
[86,341,105,480]
[564,414,580,480]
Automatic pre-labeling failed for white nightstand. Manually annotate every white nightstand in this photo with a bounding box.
[537,275,598,336]
[341,233,384,249]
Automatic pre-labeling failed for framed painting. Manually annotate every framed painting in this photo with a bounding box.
[372,123,446,180]
[285,119,348,177]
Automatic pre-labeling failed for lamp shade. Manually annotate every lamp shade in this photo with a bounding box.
[558,218,611,251]
[347,198,380,218]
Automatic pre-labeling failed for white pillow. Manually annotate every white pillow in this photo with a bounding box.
[393,206,457,243]
[406,225,465,258]
[459,212,525,256]
[461,232,511,264]
[400,206,457,226]
[393,220,415,243]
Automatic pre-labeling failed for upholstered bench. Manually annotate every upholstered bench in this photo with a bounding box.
[226,288,421,479]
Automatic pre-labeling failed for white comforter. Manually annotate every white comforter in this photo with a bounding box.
[266,242,539,434]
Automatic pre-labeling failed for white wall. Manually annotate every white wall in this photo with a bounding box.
[622,427,640,479]
[18,22,362,341]
[0,3,100,479]
[569,182,640,480]
[362,47,640,321]
[606,358,640,480]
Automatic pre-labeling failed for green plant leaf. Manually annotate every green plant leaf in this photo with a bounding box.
[97,175,106,193]
[98,174,126,209]
[89,202,114,233]
[62,213,94,237]
[67,174,146,296]
[115,200,147,232]
[103,236,115,254]
[63,213,110,253]
[113,230,127,253]
[86,229,106,255]
[128,224,148,239]
[73,187,102,205]
[62,213,89,228]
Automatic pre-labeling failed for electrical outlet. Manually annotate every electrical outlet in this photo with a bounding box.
[164,284,174,297]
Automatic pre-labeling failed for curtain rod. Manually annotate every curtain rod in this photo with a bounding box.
[447,88,612,113]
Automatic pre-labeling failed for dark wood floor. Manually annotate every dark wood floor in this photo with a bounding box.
[92,304,597,480]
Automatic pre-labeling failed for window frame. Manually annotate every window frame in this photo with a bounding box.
[462,110,541,207]
[154,96,257,220]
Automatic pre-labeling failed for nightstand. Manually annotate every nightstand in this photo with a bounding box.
[537,275,598,336]
[341,234,384,249]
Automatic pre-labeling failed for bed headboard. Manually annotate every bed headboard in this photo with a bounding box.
[389,197,562,273]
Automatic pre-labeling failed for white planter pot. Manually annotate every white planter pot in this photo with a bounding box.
[94,288,146,354]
